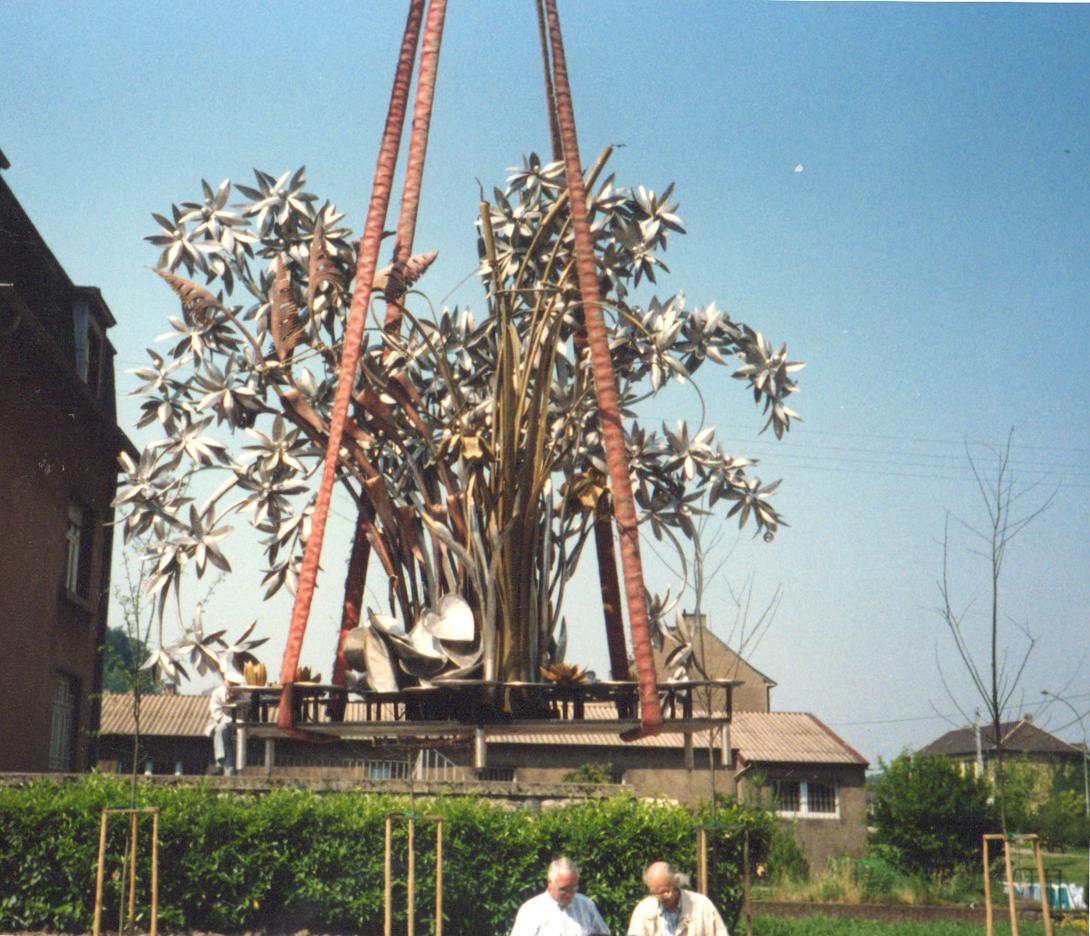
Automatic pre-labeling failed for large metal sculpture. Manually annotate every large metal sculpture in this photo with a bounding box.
[118,0,802,737]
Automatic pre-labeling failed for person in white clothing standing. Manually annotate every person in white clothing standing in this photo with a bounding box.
[205,671,241,775]
[510,857,610,936]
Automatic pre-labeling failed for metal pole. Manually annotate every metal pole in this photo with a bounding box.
[473,727,487,770]
[975,709,985,777]
[235,726,248,773]
[264,738,275,778]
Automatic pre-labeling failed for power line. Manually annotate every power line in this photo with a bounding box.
[828,691,1090,729]
[741,459,1090,489]
[711,422,1090,457]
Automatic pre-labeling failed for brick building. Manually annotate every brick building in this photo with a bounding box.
[0,148,134,771]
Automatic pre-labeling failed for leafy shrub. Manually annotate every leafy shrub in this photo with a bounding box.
[766,826,810,883]
[850,856,903,901]
[561,762,619,784]
[0,777,773,934]
[868,753,996,875]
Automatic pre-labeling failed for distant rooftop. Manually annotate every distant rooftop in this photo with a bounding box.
[919,716,1081,758]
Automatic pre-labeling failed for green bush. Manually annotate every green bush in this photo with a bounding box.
[0,777,773,934]
[868,753,996,875]
[766,826,810,883]
[561,762,618,784]
[849,856,903,901]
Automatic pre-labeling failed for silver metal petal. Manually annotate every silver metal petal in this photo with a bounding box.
[429,594,475,642]
[363,620,400,692]
[407,619,446,659]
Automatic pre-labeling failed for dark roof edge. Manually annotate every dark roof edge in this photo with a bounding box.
[0,284,137,458]
[73,284,118,328]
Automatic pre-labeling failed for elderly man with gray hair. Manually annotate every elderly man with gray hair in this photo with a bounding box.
[509,856,610,936]
[626,861,728,936]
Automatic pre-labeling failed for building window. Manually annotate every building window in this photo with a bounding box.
[772,779,838,818]
[64,504,82,593]
[807,781,837,814]
[64,502,93,599]
[773,780,801,813]
[49,674,78,772]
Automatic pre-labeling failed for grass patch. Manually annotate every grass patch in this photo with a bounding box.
[757,846,1089,910]
[1039,849,1089,886]
[752,916,1054,935]
[754,856,984,907]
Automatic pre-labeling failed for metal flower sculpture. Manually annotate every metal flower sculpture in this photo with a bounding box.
[117,152,802,694]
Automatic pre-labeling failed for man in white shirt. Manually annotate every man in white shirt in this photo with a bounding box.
[510,857,610,936]
[205,671,241,775]
[627,861,728,936]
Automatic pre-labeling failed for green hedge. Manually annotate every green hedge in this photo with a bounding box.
[0,776,773,934]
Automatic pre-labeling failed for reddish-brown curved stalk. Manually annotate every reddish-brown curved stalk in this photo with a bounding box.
[278,0,425,730]
[535,5,628,683]
[385,0,448,321]
[542,0,663,734]
[534,0,563,163]
[595,497,631,680]
[333,0,448,692]
[329,505,372,717]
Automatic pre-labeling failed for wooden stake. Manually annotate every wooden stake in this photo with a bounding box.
[384,813,444,936]
[983,836,994,936]
[150,811,159,936]
[697,826,707,894]
[743,829,752,936]
[92,808,158,936]
[407,819,415,936]
[385,816,393,936]
[435,819,443,936]
[1031,836,1053,936]
[1002,837,1019,936]
[92,810,108,936]
[128,810,138,929]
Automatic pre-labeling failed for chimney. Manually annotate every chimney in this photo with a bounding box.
[682,612,707,631]
[162,684,177,696]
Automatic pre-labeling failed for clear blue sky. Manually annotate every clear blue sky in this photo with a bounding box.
[5,1,1088,765]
